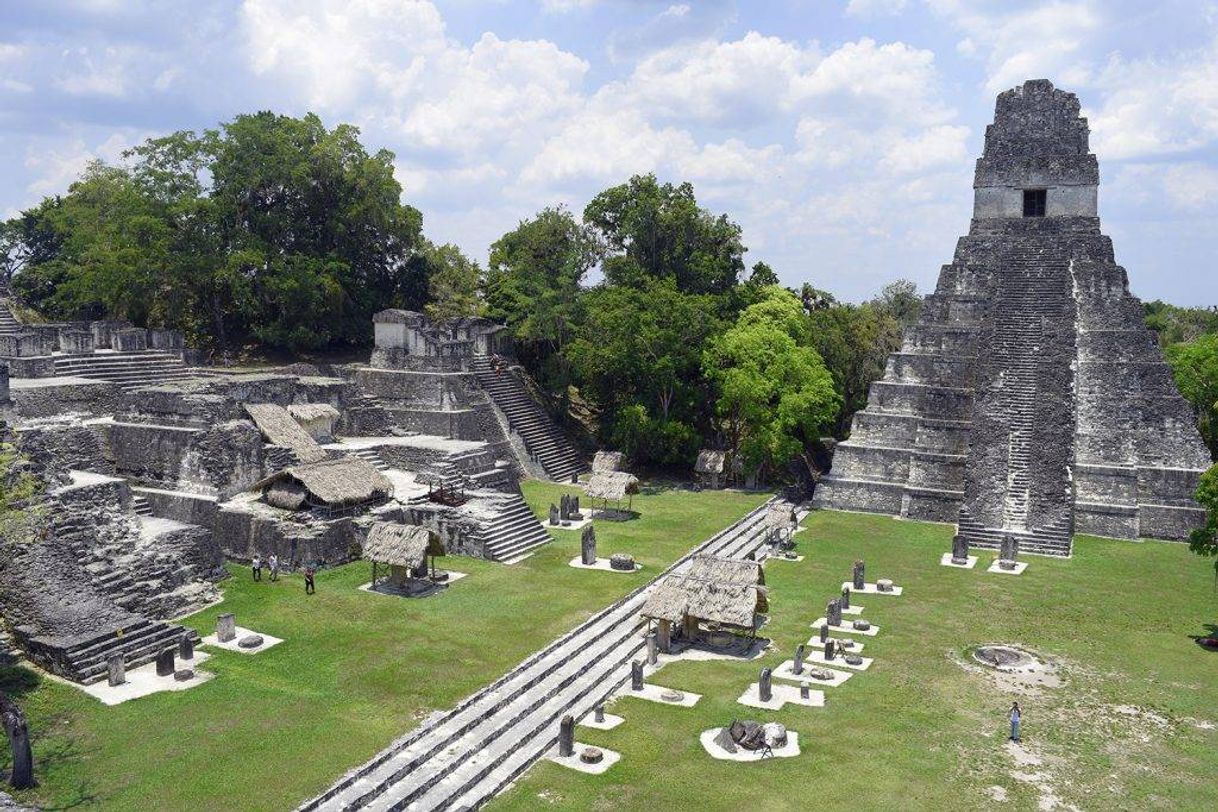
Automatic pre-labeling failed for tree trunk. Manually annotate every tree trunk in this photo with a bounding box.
[0,691,34,790]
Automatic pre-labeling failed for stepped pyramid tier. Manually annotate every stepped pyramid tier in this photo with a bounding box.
[813,80,1211,554]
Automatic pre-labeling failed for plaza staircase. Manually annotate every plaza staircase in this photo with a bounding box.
[43,619,198,685]
[475,494,553,563]
[349,447,390,472]
[53,350,198,388]
[471,356,587,482]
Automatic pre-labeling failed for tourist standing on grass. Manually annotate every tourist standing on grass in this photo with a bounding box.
[1009,702,1022,742]
[304,564,316,595]
[269,553,280,582]
[251,554,262,582]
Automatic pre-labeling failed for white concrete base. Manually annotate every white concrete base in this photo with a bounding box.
[548,742,621,774]
[75,652,214,706]
[567,557,642,573]
[940,553,978,569]
[700,728,801,761]
[811,618,879,636]
[765,554,804,563]
[804,635,865,653]
[737,681,825,710]
[841,604,864,616]
[201,626,284,654]
[771,660,853,687]
[619,682,701,707]
[548,516,593,532]
[806,650,873,671]
[359,570,469,597]
[987,560,1028,575]
[841,581,904,596]
[579,711,625,730]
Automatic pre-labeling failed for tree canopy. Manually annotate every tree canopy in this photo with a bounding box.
[1165,333,1218,458]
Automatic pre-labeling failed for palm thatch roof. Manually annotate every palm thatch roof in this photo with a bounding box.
[252,457,392,507]
[694,449,726,474]
[265,480,307,510]
[584,471,640,502]
[287,403,340,422]
[363,522,442,568]
[640,575,767,629]
[592,450,625,473]
[685,555,765,587]
[245,403,327,464]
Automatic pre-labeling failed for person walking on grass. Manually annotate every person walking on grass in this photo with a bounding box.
[1009,702,1022,743]
[269,553,280,582]
[251,554,262,582]
[304,563,316,595]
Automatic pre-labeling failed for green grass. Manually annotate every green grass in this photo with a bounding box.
[0,483,767,811]
[493,511,1218,811]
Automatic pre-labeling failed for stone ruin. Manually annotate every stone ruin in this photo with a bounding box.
[0,309,587,684]
[814,80,1212,555]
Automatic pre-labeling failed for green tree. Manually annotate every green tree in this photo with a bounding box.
[808,301,902,436]
[584,174,745,296]
[704,286,840,483]
[486,207,600,393]
[1165,334,1218,457]
[422,242,484,323]
[1189,464,1218,574]
[871,278,922,328]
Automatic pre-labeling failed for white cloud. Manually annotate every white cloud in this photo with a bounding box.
[23,131,142,197]
[541,0,599,11]
[845,0,908,17]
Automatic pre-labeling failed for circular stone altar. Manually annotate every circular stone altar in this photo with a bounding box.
[844,654,863,666]
[660,690,685,702]
[609,553,636,571]
[852,619,871,631]
[580,747,604,764]
[238,635,264,649]
[808,668,833,681]
[973,645,1035,670]
[173,669,194,682]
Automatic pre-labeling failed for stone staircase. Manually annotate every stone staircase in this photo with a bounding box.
[54,619,197,685]
[0,299,21,336]
[300,499,785,811]
[349,447,390,472]
[957,512,1074,557]
[471,356,586,482]
[131,493,154,517]
[53,350,198,388]
[475,494,553,563]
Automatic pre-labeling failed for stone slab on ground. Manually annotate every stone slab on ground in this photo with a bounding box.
[567,557,642,573]
[940,553,979,569]
[201,626,284,654]
[68,652,214,706]
[700,728,801,762]
[579,711,625,731]
[811,618,880,636]
[806,650,873,671]
[771,660,854,687]
[803,636,865,653]
[986,560,1029,575]
[617,682,701,707]
[737,681,825,710]
[358,570,469,597]
[841,604,864,616]
[548,742,621,775]
[841,581,904,596]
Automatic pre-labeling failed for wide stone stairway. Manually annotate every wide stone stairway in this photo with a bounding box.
[54,350,199,389]
[473,494,553,563]
[301,498,792,812]
[471,356,587,482]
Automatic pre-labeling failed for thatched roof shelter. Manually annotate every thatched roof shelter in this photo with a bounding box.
[245,403,327,464]
[639,579,691,624]
[694,449,726,475]
[584,471,640,502]
[265,480,307,510]
[592,450,625,473]
[363,522,442,569]
[685,555,765,587]
[640,575,767,631]
[253,457,392,510]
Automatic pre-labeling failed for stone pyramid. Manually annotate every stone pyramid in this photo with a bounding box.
[813,80,1211,556]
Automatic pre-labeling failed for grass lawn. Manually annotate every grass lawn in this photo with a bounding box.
[494,510,1218,812]
[0,483,768,811]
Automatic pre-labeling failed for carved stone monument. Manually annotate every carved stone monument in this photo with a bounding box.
[581,525,596,565]
[631,659,644,691]
[793,643,806,675]
[951,534,970,564]
[155,647,174,677]
[216,612,236,643]
[852,560,865,590]
[646,630,658,666]
[999,535,1019,569]
[824,639,836,661]
[107,654,125,687]
[841,586,851,610]
[558,714,575,757]
[827,598,842,627]
[758,667,772,702]
[178,633,194,661]
[549,504,559,526]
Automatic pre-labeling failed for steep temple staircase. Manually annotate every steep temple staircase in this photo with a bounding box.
[471,356,587,482]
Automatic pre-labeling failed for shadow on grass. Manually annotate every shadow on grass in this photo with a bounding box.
[0,709,101,809]
[1189,623,1218,650]
[0,665,42,698]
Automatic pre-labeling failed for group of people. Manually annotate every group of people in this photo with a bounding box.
[250,553,318,594]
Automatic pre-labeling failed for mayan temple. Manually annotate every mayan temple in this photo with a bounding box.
[814,79,1212,556]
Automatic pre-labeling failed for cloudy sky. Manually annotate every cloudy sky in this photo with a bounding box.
[1,0,1216,304]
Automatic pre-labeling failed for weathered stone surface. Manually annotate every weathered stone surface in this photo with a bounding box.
[818,623,828,644]
[549,504,559,526]
[594,705,605,723]
[579,747,603,764]
[609,553,635,571]
[646,630,658,666]
[631,659,643,691]
[793,643,806,674]
[951,534,970,563]
[758,667,772,702]
[824,639,836,661]
[238,634,264,649]
[877,578,893,593]
[813,80,1211,551]
[852,560,865,590]
[845,654,864,666]
[841,586,851,609]
[178,634,194,660]
[216,613,236,642]
[558,714,575,757]
[173,669,194,682]
[853,619,871,631]
[154,648,174,677]
[107,654,125,687]
[827,598,842,627]
[581,525,596,565]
